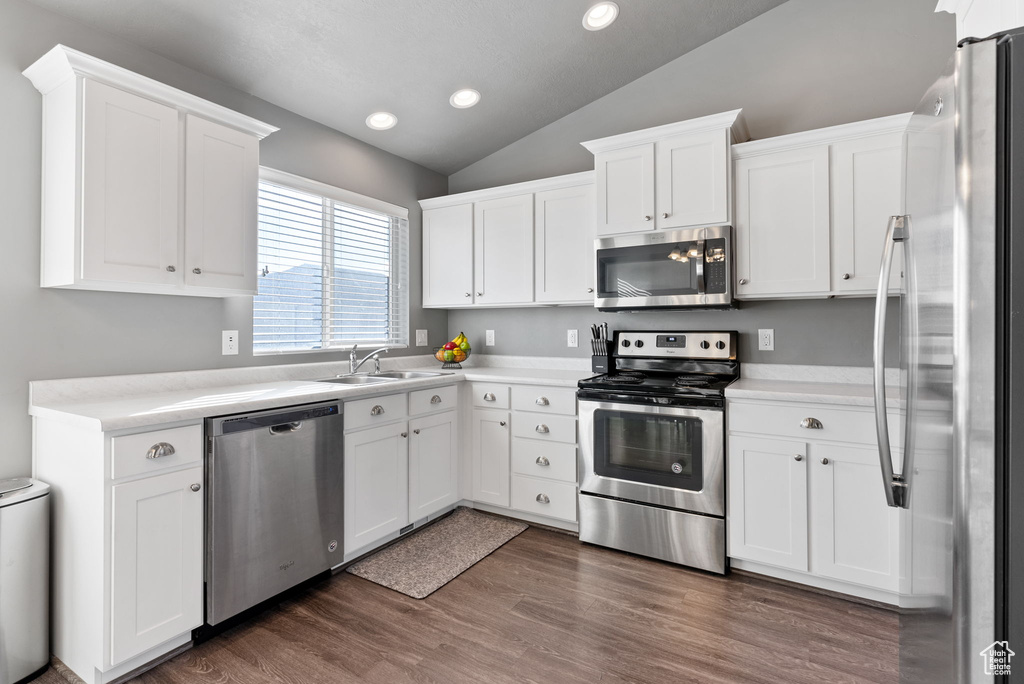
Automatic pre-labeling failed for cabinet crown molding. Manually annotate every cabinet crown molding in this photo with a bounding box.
[23,44,279,139]
[732,113,912,159]
[418,170,594,210]
[579,109,748,155]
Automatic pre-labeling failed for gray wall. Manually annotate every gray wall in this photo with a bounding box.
[1,0,448,478]
[445,0,950,366]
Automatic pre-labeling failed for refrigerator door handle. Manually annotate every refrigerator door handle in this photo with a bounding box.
[873,215,909,508]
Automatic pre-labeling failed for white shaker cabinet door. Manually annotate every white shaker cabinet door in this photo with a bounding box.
[472,409,511,507]
[810,444,902,591]
[81,79,180,286]
[110,466,203,666]
[534,183,596,304]
[728,435,809,571]
[655,129,730,230]
[344,422,409,555]
[734,146,831,298]
[474,194,534,305]
[830,133,904,295]
[422,204,474,307]
[594,143,655,236]
[184,114,259,294]
[408,410,459,520]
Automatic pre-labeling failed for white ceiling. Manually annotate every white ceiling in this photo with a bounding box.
[27,0,787,175]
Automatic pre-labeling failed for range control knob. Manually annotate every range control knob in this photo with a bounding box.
[715,341,726,350]
[635,340,644,348]
[621,339,631,348]
[699,340,711,350]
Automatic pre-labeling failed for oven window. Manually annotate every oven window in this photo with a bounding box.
[593,409,704,491]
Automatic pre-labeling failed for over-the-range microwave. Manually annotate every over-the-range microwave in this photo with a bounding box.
[594,225,733,311]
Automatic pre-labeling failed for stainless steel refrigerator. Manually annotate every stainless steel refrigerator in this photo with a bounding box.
[873,29,1024,683]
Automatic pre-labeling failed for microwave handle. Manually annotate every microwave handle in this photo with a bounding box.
[694,238,706,294]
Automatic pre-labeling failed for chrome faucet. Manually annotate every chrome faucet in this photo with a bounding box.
[349,344,390,374]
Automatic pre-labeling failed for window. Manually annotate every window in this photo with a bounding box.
[254,168,409,354]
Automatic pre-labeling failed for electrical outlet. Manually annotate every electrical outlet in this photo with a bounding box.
[222,330,239,355]
[415,329,428,347]
[485,329,495,346]
[567,329,579,348]
[758,328,775,351]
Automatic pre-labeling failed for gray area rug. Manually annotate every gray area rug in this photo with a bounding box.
[345,507,527,599]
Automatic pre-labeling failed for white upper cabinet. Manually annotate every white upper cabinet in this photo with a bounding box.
[655,129,730,230]
[474,194,535,305]
[183,114,259,293]
[936,0,1024,41]
[422,204,474,307]
[23,45,277,297]
[593,143,655,235]
[582,110,747,238]
[534,183,595,304]
[734,145,832,298]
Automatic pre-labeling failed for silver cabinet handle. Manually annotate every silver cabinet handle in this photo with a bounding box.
[190,483,201,492]
[430,395,442,404]
[499,421,506,427]
[821,457,830,465]
[401,431,408,438]
[370,405,385,416]
[192,267,202,275]
[477,292,483,296]
[146,442,175,459]
[483,393,496,402]
[661,212,669,219]
[842,273,851,280]
[166,265,176,272]
[643,215,652,221]
[738,278,748,285]
[465,292,471,297]
[535,397,549,406]
[800,418,823,430]
[413,429,420,435]
[587,288,594,293]
[535,424,549,434]
[536,494,550,504]
[536,456,550,467]
[874,215,908,508]
[794,454,803,462]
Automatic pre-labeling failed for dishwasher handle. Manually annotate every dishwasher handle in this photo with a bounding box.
[212,402,342,436]
[269,422,303,435]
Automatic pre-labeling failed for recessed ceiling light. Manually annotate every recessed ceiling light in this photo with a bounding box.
[583,2,619,31]
[365,111,397,130]
[450,88,481,109]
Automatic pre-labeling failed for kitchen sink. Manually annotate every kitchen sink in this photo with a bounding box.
[372,370,453,379]
[318,375,397,385]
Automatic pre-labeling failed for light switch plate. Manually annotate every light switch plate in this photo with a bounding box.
[222,330,239,355]
[415,329,428,346]
[758,328,775,351]
[485,330,495,346]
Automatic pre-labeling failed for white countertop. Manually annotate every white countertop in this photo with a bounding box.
[725,378,901,408]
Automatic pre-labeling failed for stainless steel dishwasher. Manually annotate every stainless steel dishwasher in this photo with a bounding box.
[205,401,343,625]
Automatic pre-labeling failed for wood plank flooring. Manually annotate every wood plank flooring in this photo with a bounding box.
[43,526,899,684]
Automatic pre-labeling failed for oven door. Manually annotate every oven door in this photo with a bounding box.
[594,225,732,310]
[579,398,724,516]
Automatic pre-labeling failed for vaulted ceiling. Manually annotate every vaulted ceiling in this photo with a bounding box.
[26,0,787,174]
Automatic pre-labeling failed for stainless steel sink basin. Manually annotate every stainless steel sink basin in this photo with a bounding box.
[318,375,397,385]
[373,370,453,379]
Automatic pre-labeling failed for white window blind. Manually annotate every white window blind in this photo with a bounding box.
[254,173,408,355]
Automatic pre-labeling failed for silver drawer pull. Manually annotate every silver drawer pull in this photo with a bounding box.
[535,397,550,406]
[794,454,804,462]
[401,432,408,438]
[146,442,175,459]
[800,417,823,430]
[499,421,506,427]
[413,429,420,435]
[536,494,550,504]
[535,424,549,434]
[483,392,496,402]
[370,405,385,416]
[165,265,176,272]
[430,395,442,404]
[536,456,550,467]
[821,457,830,465]
[192,267,202,275]
[190,483,201,492]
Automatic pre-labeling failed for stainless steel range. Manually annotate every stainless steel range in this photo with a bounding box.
[577,330,737,574]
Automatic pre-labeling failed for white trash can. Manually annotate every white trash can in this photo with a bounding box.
[0,478,49,684]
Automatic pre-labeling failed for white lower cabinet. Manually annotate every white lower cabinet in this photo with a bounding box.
[409,410,459,520]
[344,421,410,555]
[471,408,511,507]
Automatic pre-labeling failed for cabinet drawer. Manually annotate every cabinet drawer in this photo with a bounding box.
[728,401,901,447]
[511,386,577,416]
[111,424,202,480]
[511,474,577,522]
[472,383,510,409]
[512,439,577,483]
[409,385,458,416]
[512,413,576,444]
[345,393,408,431]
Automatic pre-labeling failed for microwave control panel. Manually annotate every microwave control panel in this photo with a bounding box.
[703,238,729,294]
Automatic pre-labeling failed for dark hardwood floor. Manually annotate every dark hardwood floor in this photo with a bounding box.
[48,526,900,684]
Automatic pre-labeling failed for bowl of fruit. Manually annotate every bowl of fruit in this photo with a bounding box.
[434,332,471,369]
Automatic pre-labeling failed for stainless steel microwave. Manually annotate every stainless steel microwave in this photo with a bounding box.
[594,225,733,311]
